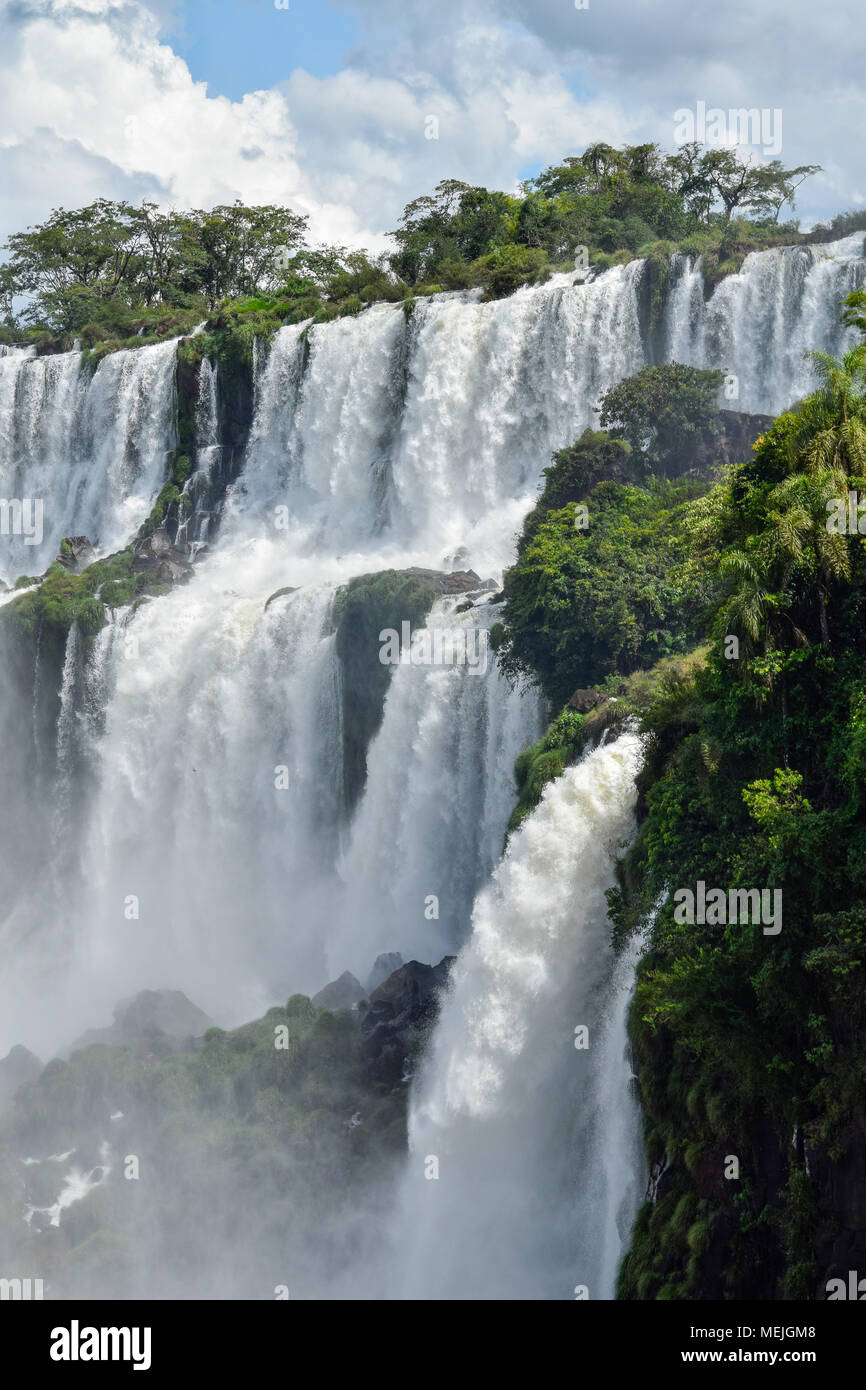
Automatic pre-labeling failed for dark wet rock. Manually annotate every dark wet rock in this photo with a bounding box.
[57,536,95,573]
[568,687,604,713]
[265,586,299,611]
[691,409,774,475]
[398,567,481,595]
[131,528,193,585]
[360,957,455,1081]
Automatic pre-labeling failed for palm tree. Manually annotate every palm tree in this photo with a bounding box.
[765,468,851,646]
[799,346,866,476]
[717,545,776,653]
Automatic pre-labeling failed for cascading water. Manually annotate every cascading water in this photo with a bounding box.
[232,265,646,567]
[664,232,866,412]
[0,337,178,581]
[176,356,224,557]
[330,598,543,979]
[1,234,864,1295]
[388,733,645,1299]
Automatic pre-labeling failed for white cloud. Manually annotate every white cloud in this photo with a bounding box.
[0,0,615,249]
[0,0,861,255]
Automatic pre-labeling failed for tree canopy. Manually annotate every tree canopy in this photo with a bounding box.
[598,363,727,476]
[0,140,833,342]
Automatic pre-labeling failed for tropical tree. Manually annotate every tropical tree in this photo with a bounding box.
[598,363,726,476]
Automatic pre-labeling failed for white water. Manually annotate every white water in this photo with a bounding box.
[23,1140,113,1230]
[389,733,645,1299]
[0,338,178,581]
[332,599,543,978]
[665,232,866,413]
[232,266,645,568]
[0,236,864,1296]
[176,356,224,557]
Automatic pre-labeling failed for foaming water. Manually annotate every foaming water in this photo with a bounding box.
[330,599,544,979]
[388,733,645,1299]
[0,339,178,580]
[665,233,866,412]
[228,264,646,569]
[4,241,866,1045]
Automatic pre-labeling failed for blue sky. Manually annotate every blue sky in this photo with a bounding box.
[164,0,360,100]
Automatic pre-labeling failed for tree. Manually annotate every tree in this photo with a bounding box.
[193,202,309,305]
[3,199,146,327]
[765,469,850,645]
[2,198,312,329]
[664,141,715,222]
[747,160,821,225]
[598,363,726,476]
[389,179,516,284]
[841,288,866,338]
[800,346,866,474]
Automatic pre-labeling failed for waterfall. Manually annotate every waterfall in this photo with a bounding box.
[3,242,864,1043]
[25,584,542,1042]
[230,266,645,571]
[0,338,178,581]
[389,732,645,1299]
[176,356,224,557]
[664,232,866,412]
[330,598,544,979]
[1,233,865,1294]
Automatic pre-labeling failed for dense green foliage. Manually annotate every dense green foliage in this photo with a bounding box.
[610,326,866,1298]
[493,426,711,705]
[598,364,726,476]
[388,143,822,289]
[0,197,406,346]
[3,551,152,640]
[506,708,588,837]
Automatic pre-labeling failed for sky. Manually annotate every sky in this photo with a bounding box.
[0,0,863,254]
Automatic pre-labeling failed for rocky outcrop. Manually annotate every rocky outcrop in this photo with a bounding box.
[691,409,773,474]
[57,536,95,573]
[360,957,455,1081]
[131,528,193,586]
[264,586,298,611]
[568,687,604,713]
[397,567,482,595]
[365,952,404,994]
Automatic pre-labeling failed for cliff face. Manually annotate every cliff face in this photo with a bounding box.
[623,1038,866,1301]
